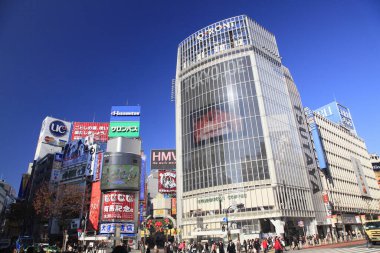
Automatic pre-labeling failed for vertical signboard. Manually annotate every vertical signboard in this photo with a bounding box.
[89,181,101,231]
[101,191,135,221]
[151,149,176,170]
[305,108,328,170]
[93,152,104,181]
[337,104,356,131]
[351,157,370,197]
[140,153,146,200]
[171,198,177,216]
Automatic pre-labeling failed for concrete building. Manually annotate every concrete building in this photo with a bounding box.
[175,15,322,240]
[307,108,380,236]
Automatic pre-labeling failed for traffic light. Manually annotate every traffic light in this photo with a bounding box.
[222,225,225,232]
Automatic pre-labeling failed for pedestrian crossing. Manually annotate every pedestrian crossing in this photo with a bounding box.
[296,244,380,252]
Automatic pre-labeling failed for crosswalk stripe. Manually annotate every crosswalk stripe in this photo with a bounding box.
[298,245,380,252]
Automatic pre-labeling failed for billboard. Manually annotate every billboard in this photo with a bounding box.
[101,152,141,191]
[99,223,135,234]
[315,102,356,133]
[158,170,176,193]
[34,117,72,161]
[110,106,141,122]
[191,104,242,147]
[108,121,140,138]
[337,104,355,131]
[71,122,109,142]
[62,138,89,167]
[88,181,101,231]
[151,149,176,170]
[60,163,87,181]
[102,191,135,221]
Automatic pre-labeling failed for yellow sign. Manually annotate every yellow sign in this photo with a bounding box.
[153,209,165,217]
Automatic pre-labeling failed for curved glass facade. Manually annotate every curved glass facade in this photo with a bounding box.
[181,56,269,192]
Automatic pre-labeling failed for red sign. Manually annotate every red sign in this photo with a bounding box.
[71,122,109,142]
[93,152,103,181]
[88,182,101,231]
[158,170,176,193]
[102,191,135,221]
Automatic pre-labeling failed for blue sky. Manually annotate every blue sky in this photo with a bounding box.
[0,0,379,192]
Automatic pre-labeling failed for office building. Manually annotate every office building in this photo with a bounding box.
[175,15,322,240]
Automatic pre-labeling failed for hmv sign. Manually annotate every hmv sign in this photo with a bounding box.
[151,149,176,170]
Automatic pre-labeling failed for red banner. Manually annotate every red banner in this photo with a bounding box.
[71,122,109,142]
[158,170,176,193]
[102,191,135,221]
[88,182,101,231]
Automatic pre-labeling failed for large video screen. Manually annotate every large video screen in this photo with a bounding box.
[191,104,242,147]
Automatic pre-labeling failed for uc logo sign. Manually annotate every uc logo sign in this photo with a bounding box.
[49,120,67,137]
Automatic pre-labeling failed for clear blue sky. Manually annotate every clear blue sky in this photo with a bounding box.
[0,0,379,192]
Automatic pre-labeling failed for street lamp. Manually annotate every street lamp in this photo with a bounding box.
[225,203,244,241]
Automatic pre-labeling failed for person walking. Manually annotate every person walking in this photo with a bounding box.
[211,242,217,253]
[236,240,241,253]
[261,238,268,253]
[218,241,225,253]
[253,239,260,253]
[226,241,236,253]
[273,237,283,253]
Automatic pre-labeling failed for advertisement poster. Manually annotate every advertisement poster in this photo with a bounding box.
[101,164,139,190]
[151,149,176,170]
[62,139,88,167]
[71,122,109,142]
[191,105,242,147]
[102,191,135,221]
[88,182,101,231]
[158,170,176,193]
[337,104,355,131]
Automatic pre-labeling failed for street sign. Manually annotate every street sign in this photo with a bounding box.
[222,217,228,223]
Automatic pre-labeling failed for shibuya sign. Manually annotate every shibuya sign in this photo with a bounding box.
[196,21,236,40]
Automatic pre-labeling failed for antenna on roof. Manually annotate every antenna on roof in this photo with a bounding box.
[93,113,96,122]
[126,100,129,106]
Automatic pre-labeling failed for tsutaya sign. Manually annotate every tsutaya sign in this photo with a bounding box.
[294,105,321,194]
[196,21,236,40]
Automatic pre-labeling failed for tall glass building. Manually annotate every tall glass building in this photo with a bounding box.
[175,15,323,240]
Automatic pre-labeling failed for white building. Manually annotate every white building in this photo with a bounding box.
[309,110,380,234]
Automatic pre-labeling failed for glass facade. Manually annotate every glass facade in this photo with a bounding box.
[181,56,269,192]
[176,16,317,236]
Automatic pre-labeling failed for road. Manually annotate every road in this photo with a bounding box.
[292,243,380,252]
